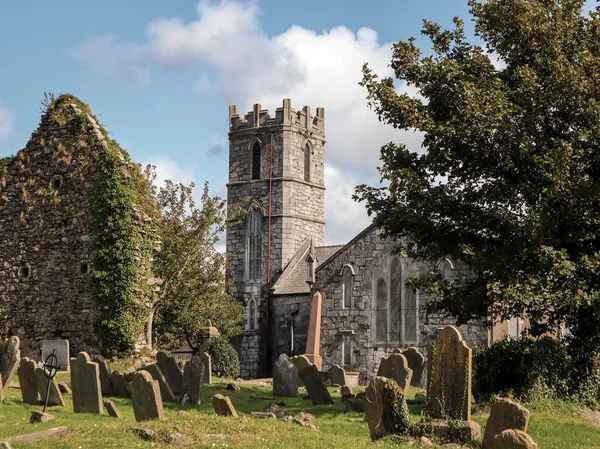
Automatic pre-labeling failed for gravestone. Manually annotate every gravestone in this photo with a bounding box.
[58,382,71,394]
[199,352,212,384]
[141,364,177,402]
[341,385,354,401]
[103,399,121,418]
[426,325,472,421]
[71,352,103,414]
[290,355,311,373]
[34,368,64,407]
[156,351,183,395]
[377,352,413,396]
[0,336,20,393]
[181,355,205,405]
[92,354,113,396]
[327,364,346,386]
[298,364,333,405]
[402,347,425,387]
[364,376,411,440]
[273,353,298,397]
[483,398,531,449]
[493,429,538,449]
[212,394,238,417]
[18,357,39,405]
[129,370,164,422]
[41,340,70,371]
[110,371,130,398]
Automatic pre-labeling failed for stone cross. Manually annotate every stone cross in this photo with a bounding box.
[141,364,177,402]
[34,368,64,407]
[426,325,472,421]
[92,355,113,396]
[70,352,103,414]
[376,351,413,397]
[181,355,205,405]
[212,394,238,417]
[156,351,183,395]
[327,364,346,386]
[273,353,298,397]
[129,370,164,422]
[199,352,212,384]
[18,357,40,405]
[402,346,425,387]
[298,363,333,405]
[0,336,20,393]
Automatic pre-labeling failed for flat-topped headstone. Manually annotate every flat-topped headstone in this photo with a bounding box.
[426,325,472,421]
[483,398,531,449]
[141,364,177,403]
[71,352,103,414]
[298,364,333,405]
[0,336,20,393]
[41,340,70,372]
[92,355,113,396]
[182,355,205,405]
[156,351,183,395]
[18,357,39,405]
[402,347,425,387]
[327,364,346,386]
[212,394,238,417]
[377,352,413,396]
[273,353,298,397]
[34,368,64,407]
[364,376,411,440]
[110,371,130,398]
[103,399,121,418]
[199,352,212,384]
[129,370,164,422]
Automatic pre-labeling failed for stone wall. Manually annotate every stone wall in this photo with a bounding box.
[271,294,311,359]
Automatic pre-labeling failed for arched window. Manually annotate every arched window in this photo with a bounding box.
[404,282,418,343]
[304,143,311,182]
[390,258,402,344]
[342,266,353,308]
[375,278,388,342]
[252,142,261,180]
[247,209,262,280]
[248,297,257,330]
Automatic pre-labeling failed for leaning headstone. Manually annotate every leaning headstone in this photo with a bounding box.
[493,429,538,449]
[0,336,20,393]
[58,382,71,394]
[298,364,333,405]
[103,399,122,418]
[327,364,346,386]
[92,354,113,396]
[364,376,412,440]
[34,368,64,407]
[290,355,311,373]
[129,370,164,422]
[426,325,472,421]
[199,352,212,384]
[41,340,70,371]
[110,371,130,398]
[483,398,531,449]
[18,357,40,405]
[402,347,425,387]
[156,351,183,395]
[273,353,298,397]
[377,351,413,396]
[212,394,238,417]
[181,355,205,405]
[141,364,177,403]
[71,352,103,414]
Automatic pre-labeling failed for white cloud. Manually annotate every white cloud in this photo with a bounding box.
[143,155,196,189]
[0,102,15,142]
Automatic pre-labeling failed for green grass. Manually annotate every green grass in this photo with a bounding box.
[0,374,598,449]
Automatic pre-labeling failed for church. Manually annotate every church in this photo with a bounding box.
[226,99,496,381]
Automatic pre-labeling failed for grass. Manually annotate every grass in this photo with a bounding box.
[0,372,598,449]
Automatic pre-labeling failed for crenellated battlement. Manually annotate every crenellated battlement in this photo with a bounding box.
[229,98,325,134]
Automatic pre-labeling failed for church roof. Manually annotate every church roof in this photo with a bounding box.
[271,239,343,295]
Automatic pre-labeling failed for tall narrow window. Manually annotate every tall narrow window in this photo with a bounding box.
[342,266,353,308]
[249,297,257,330]
[247,209,262,280]
[343,334,352,366]
[304,143,311,182]
[375,278,388,342]
[389,258,402,344]
[404,282,418,343]
[252,142,261,180]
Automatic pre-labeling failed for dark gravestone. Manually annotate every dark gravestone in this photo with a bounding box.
[103,399,121,418]
[402,347,425,387]
[377,352,413,396]
[0,336,20,394]
[273,353,298,397]
[298,364,333,405]
[141,364,177,403]
[70,352,103,414]
[92,355,113,396]
[110,371,130,398]
[156,351,183,395]
[327,364,346,386]
[18,357,40,405]
[34,368,64,407]
[199,352,212,384]
[364,377,411,440]
[482,398,531,449]
[212,394,238,417]
[58,382,71,394]
[129,370,164,422]
[182,355,205,405]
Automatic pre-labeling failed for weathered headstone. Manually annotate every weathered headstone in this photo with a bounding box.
[0,336,20,393]
[141,364,177,403]
[103,399,121,418]
[41,340,70,372]
[327,364,346,386]
[110,371,130,398]
[70,352,103,414]
[58,382,71,394]
[129,370,164,422]
[402,346,425,387]
[273,353,298,397]
[483,398,531,449]
[341,385,354,401]
[34,368,64,407]
[426,325,472,421]
[92,354,113,396]
[364,376,411,440]
[18,357,40,405]
[156,351,183,395]
[298,364,333,405]
[181,355,205,405]
[377,352,413,396]
[212,394,238,417]
[199,352,212,384]
[493,429,538,449]
[290,355,311,373]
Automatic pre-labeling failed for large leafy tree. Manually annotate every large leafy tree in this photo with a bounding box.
[356,0,600,385]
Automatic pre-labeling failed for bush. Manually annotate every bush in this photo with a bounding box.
[207,336,240,379]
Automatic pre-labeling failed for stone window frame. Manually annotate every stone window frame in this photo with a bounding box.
[340,329,355,367]
[246,296,258,331]
[245,203,264,281]
[340,264,355,309]
[303,140,312,182]
[249,138,262,180]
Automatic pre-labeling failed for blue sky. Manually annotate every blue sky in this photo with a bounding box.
[0,1,593,244]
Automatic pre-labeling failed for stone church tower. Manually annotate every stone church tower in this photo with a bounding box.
[226,99,325,378]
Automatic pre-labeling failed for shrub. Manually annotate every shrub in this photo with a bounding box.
[207,336,240,379]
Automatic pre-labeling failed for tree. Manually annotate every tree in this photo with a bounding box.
[145,167,244,351]
[356,0,600,389]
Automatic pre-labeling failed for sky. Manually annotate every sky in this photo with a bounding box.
[0,1,596,245]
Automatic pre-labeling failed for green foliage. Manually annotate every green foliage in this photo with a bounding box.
[208,336,240,379]
[380,379,413,437]
[356,0,600,388]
